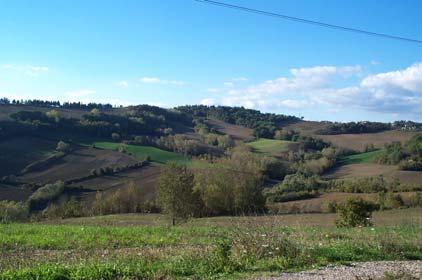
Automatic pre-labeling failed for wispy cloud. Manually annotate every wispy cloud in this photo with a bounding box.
[115,80,129,88]
[139,77,185,86]
[2,64,49,76]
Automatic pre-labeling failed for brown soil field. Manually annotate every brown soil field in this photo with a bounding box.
[324,163,397,179]
[324,163,422,185]
[283,120,330,135]
[0,183,32,202]
[268,192,419,214]
[0,137,57,177]
[205,119,254,141]
[317,130,419,152]
[19,147,138,184]
[70,164,161,203]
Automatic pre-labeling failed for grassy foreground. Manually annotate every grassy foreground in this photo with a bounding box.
[0,210,421,279]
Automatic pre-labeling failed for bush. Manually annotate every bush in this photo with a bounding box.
[0,200,28,223]
[111,132,121,141]
[378,192,404,210]
[27,181,65,211]
[335,198,375,227]
[321,200,337,213]
[409,192,422,207]
[56,141,71,153]
[42,198,88,219]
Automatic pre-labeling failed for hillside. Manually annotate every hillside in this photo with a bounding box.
[0,101,421,218]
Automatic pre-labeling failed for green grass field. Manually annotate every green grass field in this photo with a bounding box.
[1,210,421,279]
[247,138,292,156]
[92,142,190,164]
[338,149,382,165]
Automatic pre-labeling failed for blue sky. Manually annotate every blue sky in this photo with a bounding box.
[0,0,421,122]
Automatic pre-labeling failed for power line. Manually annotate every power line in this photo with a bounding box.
[194,0,422,44]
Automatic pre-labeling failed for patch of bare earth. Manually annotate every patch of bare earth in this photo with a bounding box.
[261,261,422,280]
[324,163,397,180]
[205,119,254,141]
[317,130,419,152]
[70,164,161,203]
[324,163,422,185]
[19,146,139,184]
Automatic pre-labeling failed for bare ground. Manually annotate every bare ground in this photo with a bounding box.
[19,146,139,184]
[324,163,422,185]
[205,119,254,141]
[69,164,161,203]
[262,261,422,280]
[317,130,419,152]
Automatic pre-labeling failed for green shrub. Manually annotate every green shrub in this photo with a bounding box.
[0,200,28,223]
[321,200,337,213]
[27,181,65,211]
[56,140,71,153]
[335,198,375,227]
[409,192,422,207]
[378,192,404,210]
[42,198,88,219]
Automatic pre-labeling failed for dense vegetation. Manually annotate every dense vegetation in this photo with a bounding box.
[177,105,299,138]
[377,134,422,170]
[318,121,392,135]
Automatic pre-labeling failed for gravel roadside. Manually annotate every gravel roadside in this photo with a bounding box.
[259,261,422,280]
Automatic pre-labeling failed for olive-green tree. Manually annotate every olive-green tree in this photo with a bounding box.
[157,162,197,225]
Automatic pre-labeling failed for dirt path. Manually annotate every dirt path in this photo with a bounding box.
[260,261,422,280]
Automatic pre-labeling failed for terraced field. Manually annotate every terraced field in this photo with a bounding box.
[92,142,190,164]
[19,146,138,185]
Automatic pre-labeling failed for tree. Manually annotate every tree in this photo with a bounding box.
[157,162,197,225]
[56,141,71,153]
[111,132,121,141]
[46,110,61,123]
[335,198,375,227]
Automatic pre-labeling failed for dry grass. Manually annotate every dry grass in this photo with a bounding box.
[268,192,420,214]
[45,208,422,228]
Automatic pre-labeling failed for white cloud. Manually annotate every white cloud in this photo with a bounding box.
[231,77,248,82]
[139,77,185,86]
[207,88,221,93]
[115,81,129,88]
[201,63,422,119]
[2,64,49,76]
[200,98,216,106]
[223,82,234,87]
[140,77,161,84]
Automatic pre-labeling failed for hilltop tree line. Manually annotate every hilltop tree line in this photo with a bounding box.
[0,97,114,110]
[1,106,192,141]
[176,105,300,138]
[318,121,422,135]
